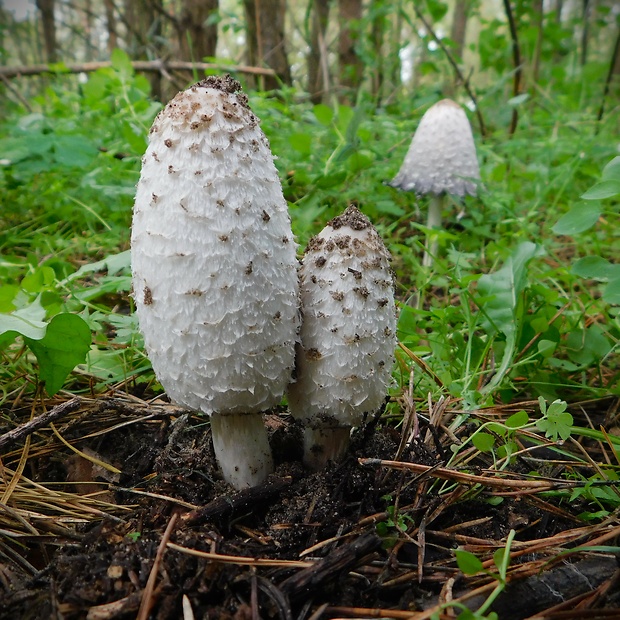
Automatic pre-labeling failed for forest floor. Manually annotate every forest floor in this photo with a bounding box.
[1,391,619,620]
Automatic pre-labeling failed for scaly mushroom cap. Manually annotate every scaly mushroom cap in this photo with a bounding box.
[131,75,299,415]
[389,99,480,197]
[287,205,397,430]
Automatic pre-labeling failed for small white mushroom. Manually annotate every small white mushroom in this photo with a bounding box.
[389,99,480,266]
[131,75,300,489]
[287,205,397,470]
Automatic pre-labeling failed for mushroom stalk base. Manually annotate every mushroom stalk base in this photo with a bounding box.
[210,412,274,490]
[303,427,351,471]
[423,194,444,267]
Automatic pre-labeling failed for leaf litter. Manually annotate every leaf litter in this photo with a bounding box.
[0,390,619,619]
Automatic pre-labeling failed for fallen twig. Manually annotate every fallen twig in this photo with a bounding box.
[0,397,81,452]
[0,60,276,79]
[358,458,597,492]
[137,513,178,620]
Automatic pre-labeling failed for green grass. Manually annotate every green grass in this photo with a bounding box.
[0,51,618,427]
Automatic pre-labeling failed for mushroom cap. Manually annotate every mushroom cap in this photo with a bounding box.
[389,99,480,197]
[287,205,397,430]
[131,76,299,415]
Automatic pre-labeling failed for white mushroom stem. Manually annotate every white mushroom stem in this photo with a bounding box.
[423,194,444,267]
[303,427,351,471]
[210,412,274,489]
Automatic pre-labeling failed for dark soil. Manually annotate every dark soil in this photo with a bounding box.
[1,396,619,619]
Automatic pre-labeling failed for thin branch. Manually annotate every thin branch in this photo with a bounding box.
[0,397,81,451]
[0,59,276,79]
[503,0,523,136]
[410,5,486,139]
[597,25,620,124]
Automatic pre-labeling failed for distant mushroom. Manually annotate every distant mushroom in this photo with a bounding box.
[131,75,300,490]
[287,205,397,470]
[388,98,480,266]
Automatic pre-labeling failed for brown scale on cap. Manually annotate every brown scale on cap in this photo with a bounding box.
[328,204,371,231]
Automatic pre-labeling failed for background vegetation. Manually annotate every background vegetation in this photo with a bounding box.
[1,2,620,617]
[1,0,618,409]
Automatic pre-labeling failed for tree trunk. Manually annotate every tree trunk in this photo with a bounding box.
[123,0,163,99]
[337,0,363,104]
[36,0,57,63]
[369,0,386,103]
[307,0,330,104]
[581,0,591,66]
[444,0,471,96]
[177,0,218,62]
[243,0,291,91]
[450,0,470,60]
[531,0,544,86]
[103,0,118,53]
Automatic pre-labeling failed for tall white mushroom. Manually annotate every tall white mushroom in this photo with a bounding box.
[389,98,480,266]
[287,205,397,470]
[131,75,300,490]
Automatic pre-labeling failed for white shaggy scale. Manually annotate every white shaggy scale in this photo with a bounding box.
[131,76,299,488]
[288,205,397,469]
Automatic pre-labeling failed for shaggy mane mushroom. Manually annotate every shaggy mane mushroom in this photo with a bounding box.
[288,205,397,470]
[389,98,480,266]
[131,75,299,490]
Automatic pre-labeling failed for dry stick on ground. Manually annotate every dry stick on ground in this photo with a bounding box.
[136,512,178,620]
[278,530,383,599]
[180,476,293,526]
[0,59,276,79]
[0,397,81,452]
[358,458,600,492]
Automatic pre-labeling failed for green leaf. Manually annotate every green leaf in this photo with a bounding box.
[25,313,92,395]
[53,135,98,168]
[455,549,483,575]
[552,202,601,235]
[581,180,620,200]
[536,398,573,441]
[110,48,134,78]
[571,256,620,281]
[506,410,529,428]
[289,132,312,155]
[603,277,620,305]
[601,156,620,182]
[313,104,334,126]
[472,432,495,452]
[508,93,530,106]
[477,242,543,337]
[0,312,48,343]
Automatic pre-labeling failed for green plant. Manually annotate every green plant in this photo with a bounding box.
[431,529,515,620]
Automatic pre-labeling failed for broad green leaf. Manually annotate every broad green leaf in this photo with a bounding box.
[508,93,530,106]
[603,277,620,305]
[289,132,312,155]
[71,251,131,279]
[472,432,495,452]
[25,313,92,395]
[581,180,620,200]
[506,410,529,428]
[455,549,483,575]
[53,135,98,168]
[313,104,334,126]
[22,266,56,293]
[110,48,134,78]
[552,202,601,235]
[571,256,620,281]
[601,156,620,182]
[477,242,543,337]
[0,313,48,343]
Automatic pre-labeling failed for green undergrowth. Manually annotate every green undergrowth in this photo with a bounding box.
[1,51,618,419]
